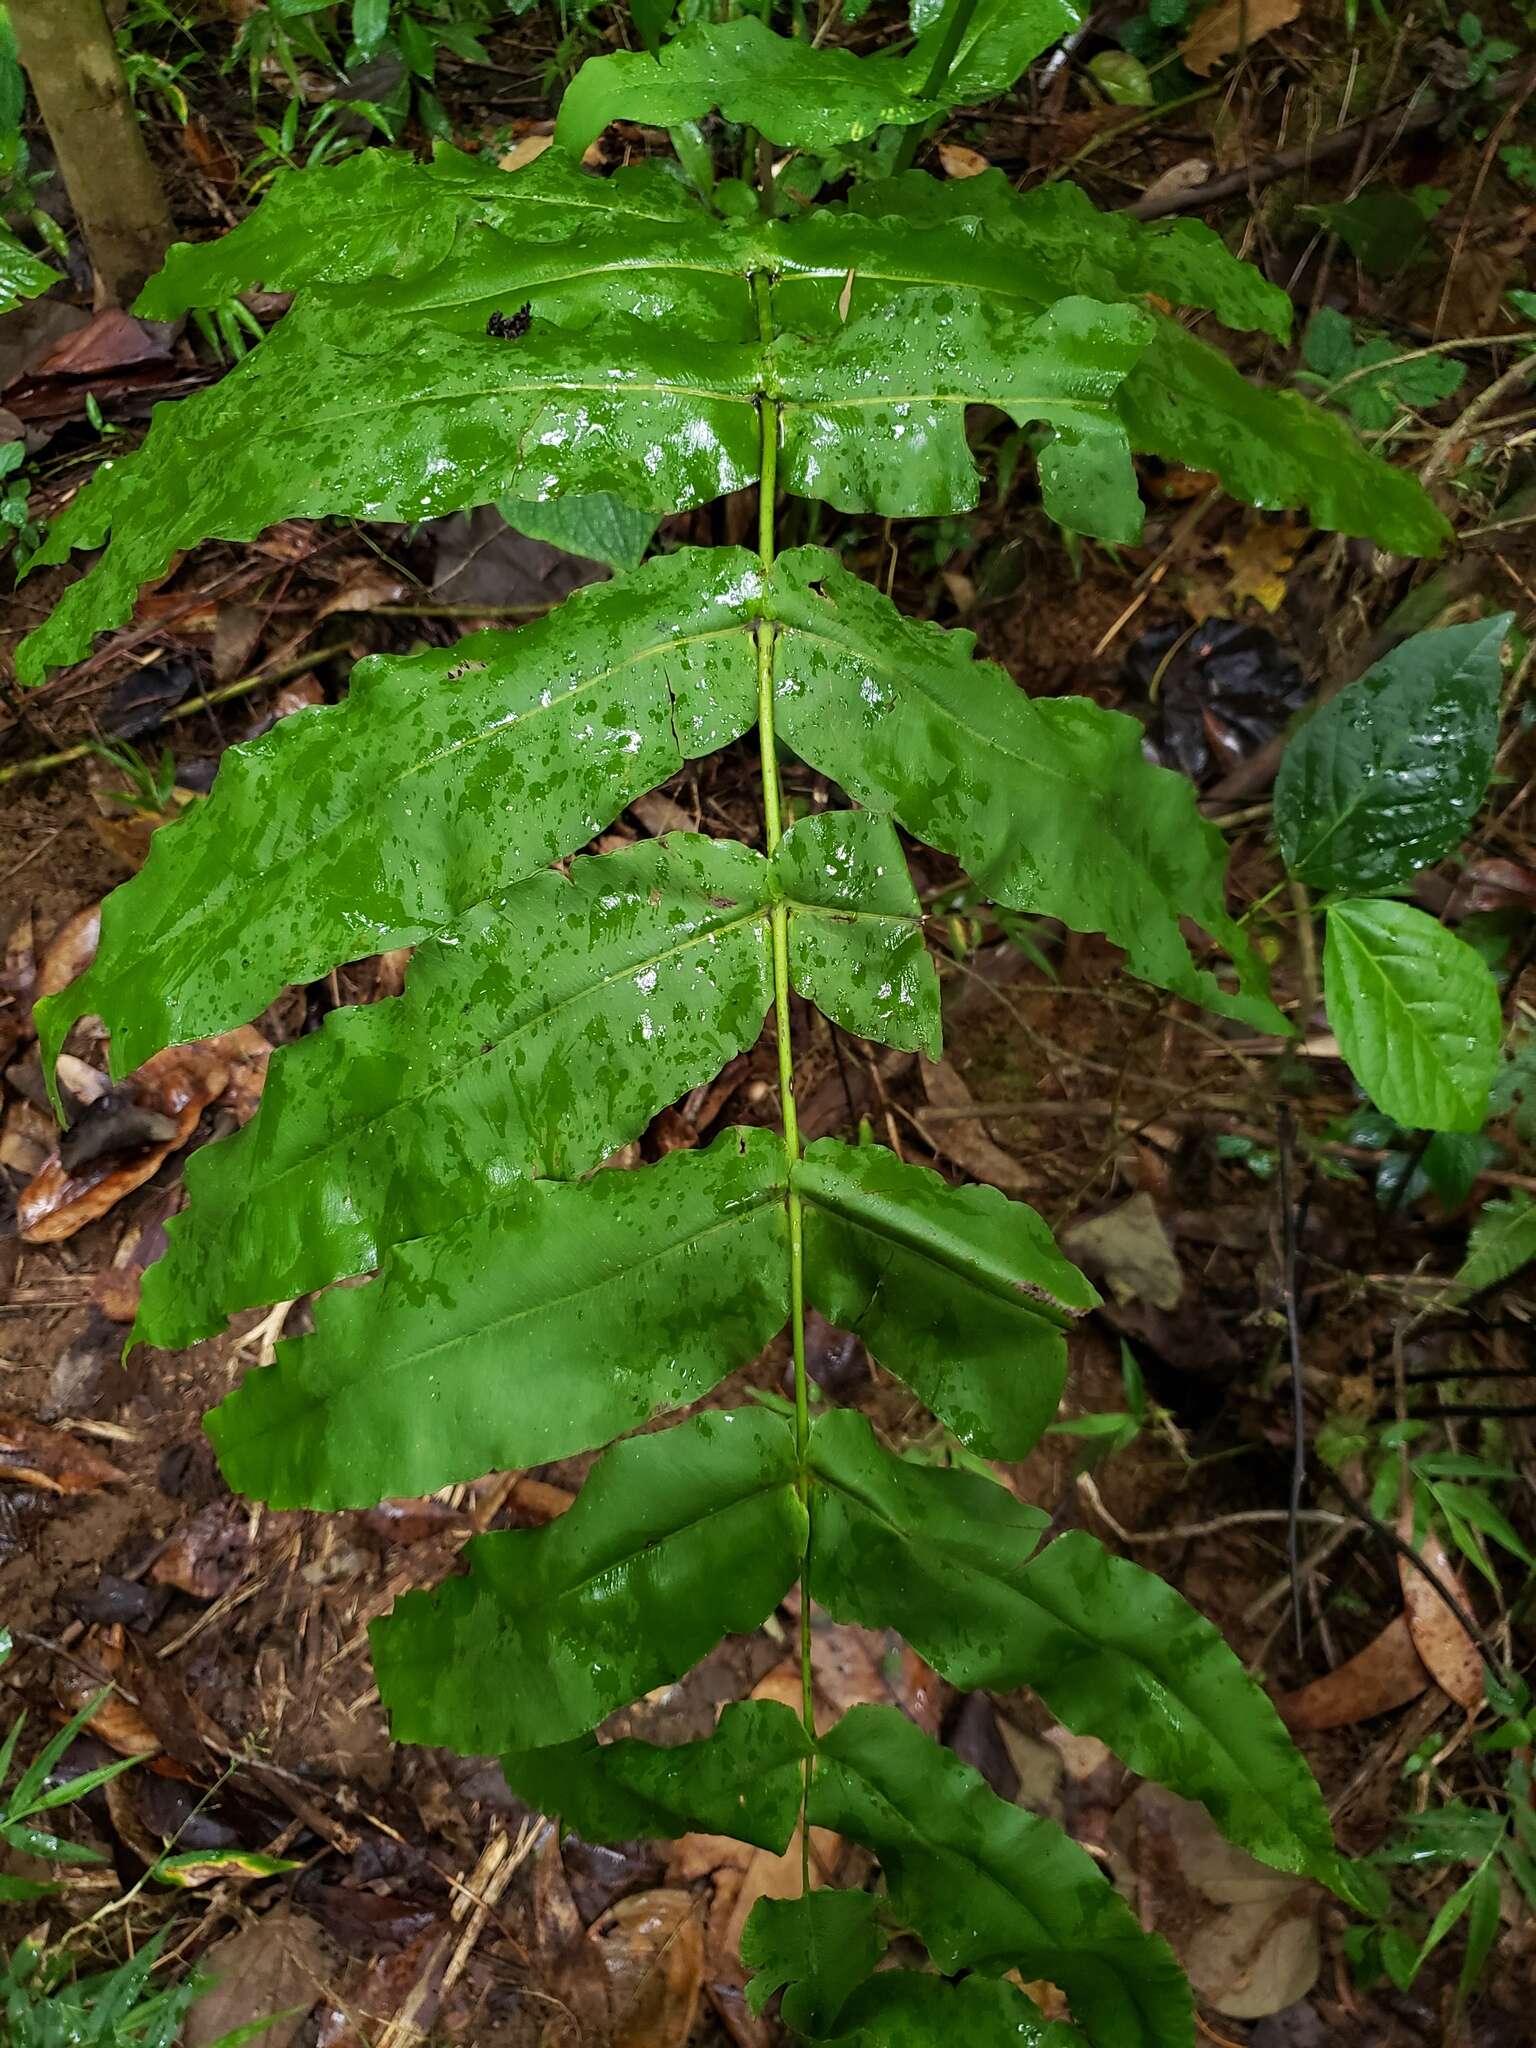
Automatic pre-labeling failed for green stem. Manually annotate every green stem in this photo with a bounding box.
[752,265,815,1878]
[890,0,980,175]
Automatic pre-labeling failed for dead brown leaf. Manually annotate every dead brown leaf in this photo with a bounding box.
[937,143,990,178]
[1181,0,1302,73]
[0,1412,125,1492]
[150,1498,254,1601]
[3,907,35,1010]
[317,564,411,617]
[91,1191,177,1324]
[588,1889,705,2048]
[1218,518,1308,614]
[1397,1516,1481,1709]
[917,1059,1030,1192]
[35,904,101,1003]
[184,1906,332,2048]
[1276,1613,1432,1731]
[58,1631,162,1758]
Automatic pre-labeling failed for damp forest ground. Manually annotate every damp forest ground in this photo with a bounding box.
[0,5,1534,2045]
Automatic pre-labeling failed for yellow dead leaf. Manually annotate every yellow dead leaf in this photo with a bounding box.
[1218,518,1307,613]
[937,143,990,179]
[499,127,554,172]
[1181,0,1302,76]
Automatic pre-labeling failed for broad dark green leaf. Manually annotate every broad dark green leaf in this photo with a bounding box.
[808,1405,1060,1648]
[372,1408,805,1753]
[497,492,659,571]
[134,144,711,316]
[0,228,58,314]
[1323,899,1502,1133]
[553,11,1076,161]
[810,1705,1192,2048]
[742,1891,887,2036]
[796,1145,1095,1456]
[1275,616,1509,891]
[502,1698,810,1851]
[770,548,1284,1031]
[35,549,762,1084]
[828,1971,1088,2047]
[1117,316,1449,559]
[839,167,1291,342]
[17,305,765,683]
[205,1128,791,1508]
[136,834,775,1344]
[812,1500,1339,1889]
[773,294,1151,539]
[776,812,940,1057]
[1452,1193,1536,1297]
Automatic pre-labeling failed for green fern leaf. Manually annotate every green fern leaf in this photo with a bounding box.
[371,1408,805,1753]
[136,834,777,1344]
[35,551,763,1083]
[810,1705,1193,2048]
[502,1698,811,1852]
[206,1129,791,1507]
[797,1151,1095,1456]
[809,1467,1339,1888]
[771,549,1284,1031]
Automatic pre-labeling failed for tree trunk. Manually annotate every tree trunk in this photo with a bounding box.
[9,0,171,309]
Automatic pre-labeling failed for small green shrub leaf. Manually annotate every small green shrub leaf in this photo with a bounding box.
[827,1969,1089,2045]
[35,551,762,1083]
[1323,899,1502,1133]
[1276,617,1510,890]
[206,1129,791,1508]
[797,1148,1095,1456]
[0,228,58,314]
[1452,1193,1536,1297]
[776,812,940,1058]
[502,1699,810,1852]
[811,1705,1193,2048]
[137,834,776,1344]
[371,1408,805,1753]
[771,549,1283,1031]
[813,1508,1338,1887]
[742,1891,887,2035]
[496,492,659,571]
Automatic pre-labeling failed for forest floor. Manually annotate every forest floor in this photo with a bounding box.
[0,5,1534,2045]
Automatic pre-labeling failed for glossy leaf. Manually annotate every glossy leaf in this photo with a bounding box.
[1324,899,1502,1133]
[135,144,711,316]
[372,1408,805,1753]
[554,11,1077,161]
[502,1698,810,1851]
[1452,1193,1536,1297]
[36,549,763,1083]
[1276,617,1509,891]
[1117,316,1449,559]
[777,812,940,1057]
[811,1705,1193,2048]
[770,548,1285,1031]
[828,1971,1088,2046]
[742,1891,887,2035]
[497,491,658,571]
[137,834,775,1343]
[797,1145,1096,1456]
[812,1499,1339,1889]
[841,167,1291,342]
[206,1129,791,1508]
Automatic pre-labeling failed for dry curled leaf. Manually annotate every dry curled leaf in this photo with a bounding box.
[35,903,101,1003]
[1397,1514,1482,1709]
[588,1888,705,2048]
[1062,1192,1183,1310]
[918,1059,1030,1192]
[0,1412,125,1492]
[1276,1613,1431,1731]
[937,143,990,179]
[150,1498,254,1601]
[1181,0,1302,74]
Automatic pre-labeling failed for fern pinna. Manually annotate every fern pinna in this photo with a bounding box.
[22,6,1445,2041]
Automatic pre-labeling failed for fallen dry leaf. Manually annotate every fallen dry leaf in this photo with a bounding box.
[91,1192,177,1324]
[2,906,34,1009]
[1181,0,1302,73]
[917,1059,1030,1192]
[19,1043,230,1243]
[1218,518,1308,614]
[589,1889,705,2048]
[1398,1515,1481,1709]
[34,903,101,1002]
[1113,1783,1319,2019]
[0,1412,125,1492]
[1276,1613,1432,1731]
[58,1630,162,1758]
[317,564,411,617]
[184,1906,331,2048]
[499,123,555,172]
[150,1498,254,1601]
[1063,1192,1183,1310]
[937,142,990,178]
[205,1023,274,1123]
